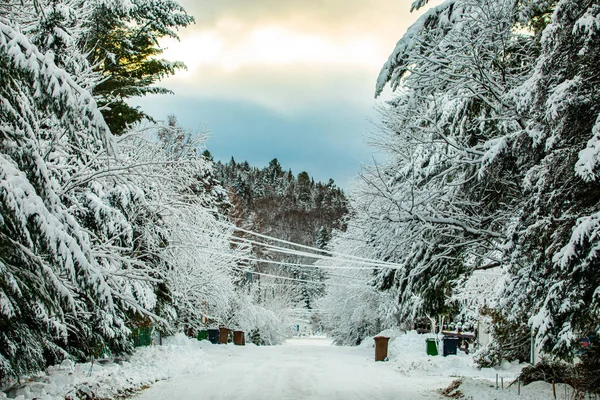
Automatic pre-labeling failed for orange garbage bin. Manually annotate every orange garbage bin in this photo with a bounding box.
[219,326,231,344]
[233,330,245,346]
[374,336,390,361]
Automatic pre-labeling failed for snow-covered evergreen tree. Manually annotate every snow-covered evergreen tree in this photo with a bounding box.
[324,0,600,371]
[83,0,194,134]
[354,0,536,322]
[0,14,138,380]
[0,0,245,383]
[498,0,600,360]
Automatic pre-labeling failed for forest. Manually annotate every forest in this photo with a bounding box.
[1,0,599,394]
[0,0,336,383]
[214,157,348,310]
[317,0,600,390]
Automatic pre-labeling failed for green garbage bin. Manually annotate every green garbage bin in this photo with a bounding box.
[426,338,438,356]
[132,327,152,347]
[197,330,208,341]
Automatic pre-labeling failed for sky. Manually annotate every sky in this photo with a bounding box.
[133,0,437,188]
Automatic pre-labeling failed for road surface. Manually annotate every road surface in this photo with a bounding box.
[133,337,450,400]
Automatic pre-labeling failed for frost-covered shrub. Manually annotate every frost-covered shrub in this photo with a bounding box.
[518,345,600,394]
[228,289,293,346]
[318,281,396,346]
[519,359,572,385]
[473,307,530,368]
[315,221,402,346]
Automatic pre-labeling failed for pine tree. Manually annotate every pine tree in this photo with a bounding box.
[0,16,135,380]
[316,226,331,250]
[83,0,194,135]
[498,0,600,359]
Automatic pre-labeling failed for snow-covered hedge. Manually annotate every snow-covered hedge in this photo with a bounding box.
[1,334,208,400]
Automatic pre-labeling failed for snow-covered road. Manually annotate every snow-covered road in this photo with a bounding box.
[134,337,451,400]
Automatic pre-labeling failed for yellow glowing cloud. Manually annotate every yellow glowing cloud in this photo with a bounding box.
[155,0,444,114]
[162,24,383,76]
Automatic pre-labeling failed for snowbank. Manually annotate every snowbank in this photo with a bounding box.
[358,328,405,349]
[446,378,576,400]
[358,329,586,399]
[364,330,580,399]
[1,334,210,400]
[383,330,523,381]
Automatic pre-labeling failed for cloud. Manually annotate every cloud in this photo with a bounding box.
[159,0,443,108]
[161,25,383,84]
[133,95,383,187]
[160,64,378,115]
[132,0,441,186]
[182,0,425,34]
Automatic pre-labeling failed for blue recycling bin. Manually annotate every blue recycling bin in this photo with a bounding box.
[207,328,219,344]
[443,336,458,356]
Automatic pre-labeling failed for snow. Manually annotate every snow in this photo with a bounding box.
[576,114,600,181]
[1,334,209,400]
[479,136,509,178]
[375,0,458,97]
[545,76,582,122]
[134,336,452,400]
[2,331,570,400]
[0,19,112,150]
[382,330,523,380]
[376,330,566,399]
[453,378,577,400]
[553,211,600,268]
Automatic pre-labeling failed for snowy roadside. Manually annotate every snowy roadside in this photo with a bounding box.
[2,331,572,400]
[1,334,211,400]
[448,378,577,400]
[365,330,565,400]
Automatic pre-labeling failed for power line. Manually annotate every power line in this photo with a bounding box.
[227,234,400,269]
[223,222,401,268]
[168,241,381,273]
[235,268,370,288]
[183,222,401,270]
[168,219,397,286]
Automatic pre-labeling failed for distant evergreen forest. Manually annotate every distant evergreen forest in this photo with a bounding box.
[212,155,349,309]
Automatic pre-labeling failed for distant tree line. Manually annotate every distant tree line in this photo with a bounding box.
[213,157,349,310]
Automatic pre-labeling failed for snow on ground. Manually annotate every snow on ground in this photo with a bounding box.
[455,378,579,400]
[1,334,209,400]
[368,330,523,380]
[362,330,566,399]
[133,336,453,400]
[285,335,331,346]
[1,331,569,400]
